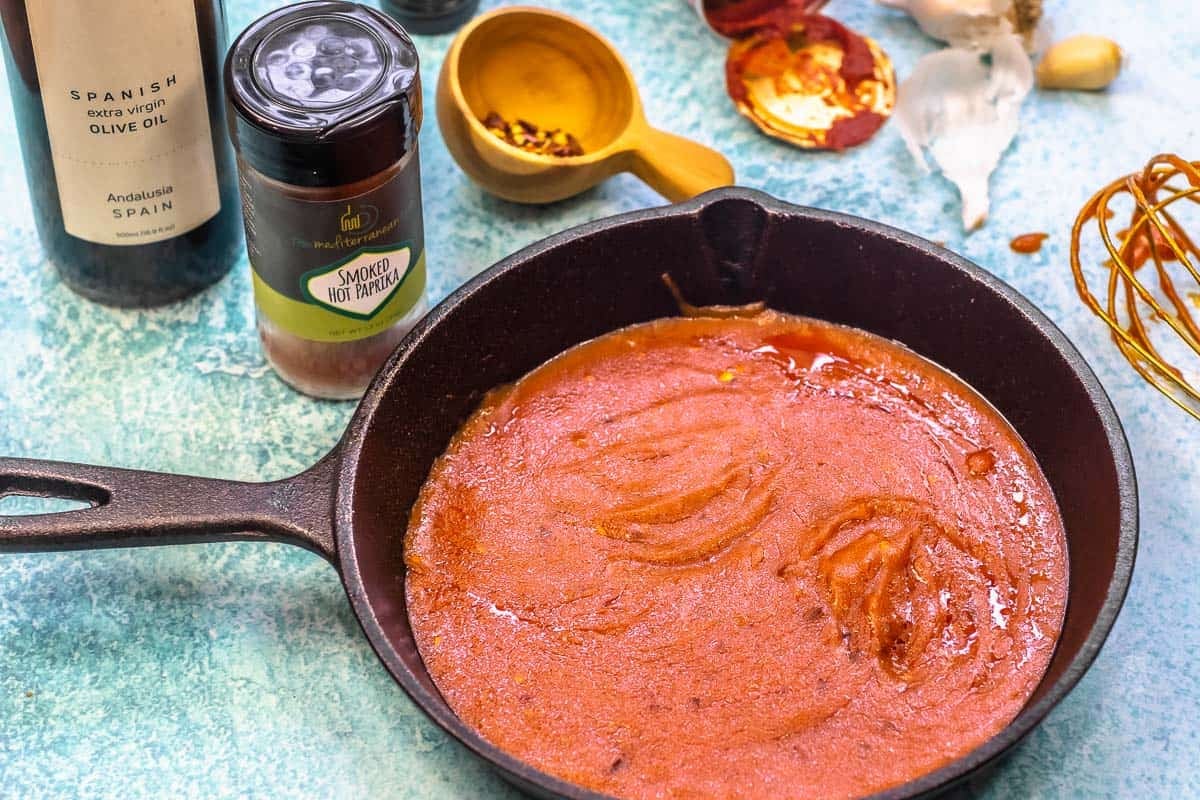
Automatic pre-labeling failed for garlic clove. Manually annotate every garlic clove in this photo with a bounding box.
[1036,35,1123,90]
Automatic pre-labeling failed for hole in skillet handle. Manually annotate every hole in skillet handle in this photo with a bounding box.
[0,474,108,517]
[682,195,771,306]
[0,495,95,516]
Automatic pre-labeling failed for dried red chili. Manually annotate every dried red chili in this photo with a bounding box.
[697,0,827,37]
[723,13,895,150]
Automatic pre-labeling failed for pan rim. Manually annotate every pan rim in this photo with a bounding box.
[333,187,1139,800]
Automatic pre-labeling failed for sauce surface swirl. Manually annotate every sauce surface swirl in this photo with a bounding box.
[406,312,1068,799]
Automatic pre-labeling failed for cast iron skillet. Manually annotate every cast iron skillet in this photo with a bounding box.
[0,189,1137,799]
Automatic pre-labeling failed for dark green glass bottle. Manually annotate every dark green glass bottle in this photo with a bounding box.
[0,0,240,307]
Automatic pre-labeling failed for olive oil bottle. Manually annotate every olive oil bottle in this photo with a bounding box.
[0,0,240,306]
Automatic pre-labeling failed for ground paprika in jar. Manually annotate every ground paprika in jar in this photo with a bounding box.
[225,1,426,399]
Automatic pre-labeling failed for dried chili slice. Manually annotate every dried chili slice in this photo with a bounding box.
[724,13,895,150]
[697,0,828,38]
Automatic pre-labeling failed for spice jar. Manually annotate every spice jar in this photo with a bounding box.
[225,1,426,399]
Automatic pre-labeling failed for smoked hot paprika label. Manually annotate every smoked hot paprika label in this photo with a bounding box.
[239,153,426,343]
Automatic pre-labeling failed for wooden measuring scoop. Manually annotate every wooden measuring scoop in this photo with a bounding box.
[436,6,735,204]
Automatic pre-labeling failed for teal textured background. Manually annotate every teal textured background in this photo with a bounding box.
[1,1,1198,797]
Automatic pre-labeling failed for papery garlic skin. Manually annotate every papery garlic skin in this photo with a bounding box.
[894,34,1033,229]
[879,0,1014,47]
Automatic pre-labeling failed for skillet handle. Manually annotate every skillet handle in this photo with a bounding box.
[0,455,337,563]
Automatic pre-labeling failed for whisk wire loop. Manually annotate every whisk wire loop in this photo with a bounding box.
[1070,154,1200,421]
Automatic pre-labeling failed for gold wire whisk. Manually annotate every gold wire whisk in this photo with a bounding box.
[1070,154,1200,421]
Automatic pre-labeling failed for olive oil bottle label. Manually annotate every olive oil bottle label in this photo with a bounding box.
[25,1,221,246]
[240,151,426,343]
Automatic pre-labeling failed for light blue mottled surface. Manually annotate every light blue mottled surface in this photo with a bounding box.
[1,1,1198,797]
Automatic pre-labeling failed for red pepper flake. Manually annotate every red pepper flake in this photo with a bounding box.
[482,111,584,158]
[1010,232,1049,254]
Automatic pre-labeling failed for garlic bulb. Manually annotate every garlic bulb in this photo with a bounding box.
[1037,35,1123,90]
[879,0,1041,48]
[893,34,1034,229]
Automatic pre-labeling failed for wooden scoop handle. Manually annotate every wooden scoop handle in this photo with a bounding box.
[630,127,735,202]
